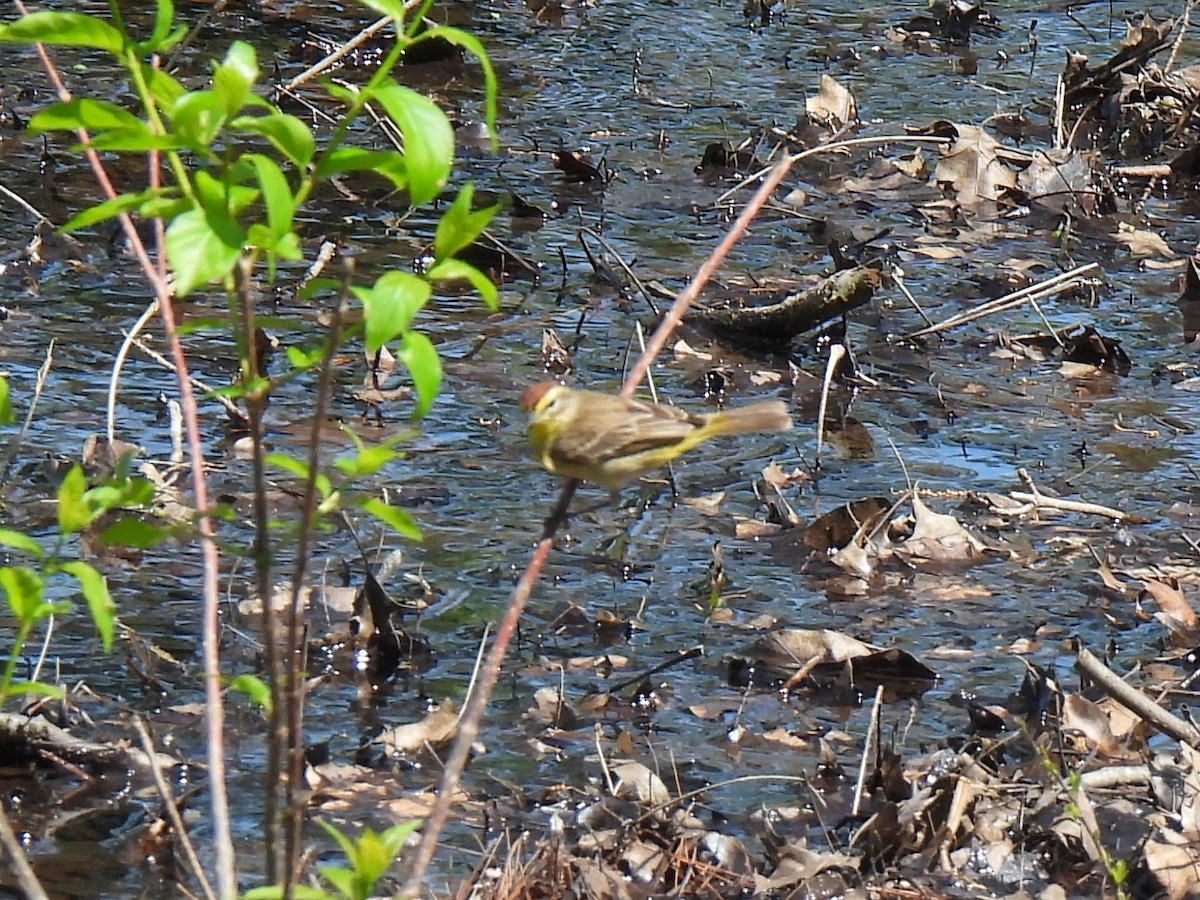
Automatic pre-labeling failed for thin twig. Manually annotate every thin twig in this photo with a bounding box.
[126,332,246,425]
[0,339,54,488]
[283,289,349,887]
[815,342,847,469]
[108,300,160,442]
[0,803,49,900]
[851,684,885,818]
[902,263,1101,339]
[1077,647,1200,747]
[1166,0,1194,73]
[0,179,47,222]
[133,717,217,900]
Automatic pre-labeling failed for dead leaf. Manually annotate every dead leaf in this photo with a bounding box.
[892,492,985,565]
[1116,222,1176,258]
[1142,578,1198,636]
[376,701,459,755]
[1145,839,1200,899]
[935,124,1019,207]
[1062,694,1120,756]
[806,74,857,127]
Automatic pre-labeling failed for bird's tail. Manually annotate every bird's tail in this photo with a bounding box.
[701,400,793,438]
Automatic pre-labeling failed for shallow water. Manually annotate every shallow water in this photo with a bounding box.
[1,0,1198,894]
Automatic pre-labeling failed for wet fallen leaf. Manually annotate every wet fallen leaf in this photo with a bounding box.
[892,492,985,566]
[935,124,1020,207]
[376,700,459,754]
[806,74,857,127]
[1115,222,1175,258]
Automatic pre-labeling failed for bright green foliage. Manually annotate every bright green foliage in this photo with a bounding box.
[0,460,153,703]
[2,0,498,425]
[244,820,420,900]
[228,673,273,714]
[0,376,11,424]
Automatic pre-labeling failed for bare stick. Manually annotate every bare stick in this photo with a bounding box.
[133,717,217,900]
[1013,468,1138,522]
[108,300,160,442]
[1166,0,1194,73]
[815,342,847,469]
[0,339,54,487]
[903,263,1101,339]
[852,684,884,818]
[0,179,47,222]
[1076,647,1200,747]
[0,804,48,900]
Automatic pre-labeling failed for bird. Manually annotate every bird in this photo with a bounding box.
[520,381,793,493]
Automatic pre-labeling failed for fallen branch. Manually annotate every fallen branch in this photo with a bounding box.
[1076,647,1200,748]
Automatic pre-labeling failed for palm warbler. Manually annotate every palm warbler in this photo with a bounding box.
[521,382,793,491]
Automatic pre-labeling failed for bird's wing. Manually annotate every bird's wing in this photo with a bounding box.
[552,401,699,466]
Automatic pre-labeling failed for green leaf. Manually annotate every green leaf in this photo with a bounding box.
[245,154,295,237]
[99,517,167,549]
[212,41,258,118]
[378,821,420,859]
[373,83,453,205]
[317,820,359,865]
[28,98,144,134]
[232,113,315,169]
[351,271,431,354]
[0,376,11,425]
[1,681,64,701]
[57,465,92,534]
[166,208,243,296]
[266,452,310,480]
[424,259,498,310]
[317,867,360,900]
[83,130,188,152]
[170,89,225,148]
[227,673,272,713]
[141,64,186,109]
[0,528,42,558]
[60,561,115,652]
[0,565,45,621]
[397,330,441,419]
[0,12,124,53]
[136,0,184,55]
[419,27,498,150]
[432,185,498,262]
[334,444,398,479]
[315,147,407,190]
[59,189,156,233]
[359,497,421,541]
[242,887,332,900]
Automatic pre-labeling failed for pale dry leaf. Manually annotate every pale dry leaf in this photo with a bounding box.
[672,338,712,362]
[1142,578,1197,633]
[760,727,810,750]
[1144,839,1200,899]
[935,124,1019,206]
[610,760,672,809]
[1062,694,1119,755]
[680,491,725,516]
[893,492,986,565]
[806,74,857,127]
[377,700,458,754]
[1116,223,1176,258]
